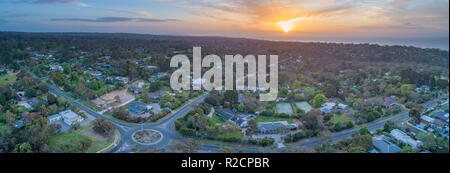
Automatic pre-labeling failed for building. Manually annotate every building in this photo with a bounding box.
[390,129,423,149]
[384,97,396,108]
[217,109,255,127]
[258,122,297,134]
[372,136,402,153]
[420,115,435,126]
[337,103,348,109]
[60,110,84,125]
[148,90,169,100]
[320,102,336,114]
[28,97,41,108]
[47,110,83,126]
[90,71,102,77]
[115,76,129,84]
[50,65,63,71]
[432,110,449,123]
[48,113,63,123]
[18,101,33,110]
[128,101,152,116]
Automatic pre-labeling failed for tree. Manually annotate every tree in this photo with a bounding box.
[13,143,33,153]
[223,90,238,104]
[245,119,259,135]
[47,93,56,105]
[409,105,423,124]
[292,80,302,89]
[92,118,116,136]
[0,94,6,105]
[303,109,321,131]
[400,145,416,153]
[237,102,245,112]
[142,90,150,103]
[348,147,367,153]
[359,126,370,135]
[313,94,327,108]
[50,123,62,134]
[71,122,80,131]
[38,81,49,93]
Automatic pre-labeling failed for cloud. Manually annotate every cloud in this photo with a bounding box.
[11,0,78,4]
[105,8,152,17]
[51,17,180,23]
[160,0,355,24]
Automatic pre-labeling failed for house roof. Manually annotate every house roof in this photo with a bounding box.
[258,122,297,132]
[128,101,149,114]
[420,115,435,123]
[372,136,402,153]
[148,90,169,99]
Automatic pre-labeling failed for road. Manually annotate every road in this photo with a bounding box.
[50,83,446,153]
[50,86,211,152]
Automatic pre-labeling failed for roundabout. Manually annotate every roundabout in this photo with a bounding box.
[132,129,163,145]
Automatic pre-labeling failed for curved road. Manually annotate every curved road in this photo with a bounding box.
[51,85,439,153]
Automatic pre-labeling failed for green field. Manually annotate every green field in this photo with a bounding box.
[276,102,294,114]
[295,101,312,113]
[255,116,294,124]
[0,73,17,85]
[208,113,225,126]
[331,114,354,124]
[48,122,114,153]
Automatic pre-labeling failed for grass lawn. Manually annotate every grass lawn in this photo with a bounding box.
[48,122,114,153]
[331,114,353,124]
[0,73,17,85]
[255,116,294,124]
[295,101,312,113]
[215,131,244,140]
[208,113,225,126]
[276,102,294,115]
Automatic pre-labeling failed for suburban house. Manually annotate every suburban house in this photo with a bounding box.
[28,97,41,108]
[115,76,129,84]
[128,101,153,116]
[420,115,435,126]
[390,129,423,149]
[383,97,396,108]
[415,85,431,93]
[47,110,84,126]
[217,109,255,128]
[18,100,33,110]
[371,136,402,153]
[50,65,63,71]
[148,90,169,100]
[320,102,336,114]
[90,71,102,77]
[258,121,297,134]
[432,110,449,123]
[337,103,348,109]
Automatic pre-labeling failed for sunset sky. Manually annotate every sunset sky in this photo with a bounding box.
[1,0,449,44]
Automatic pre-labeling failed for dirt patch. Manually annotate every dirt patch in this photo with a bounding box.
[132,129,162,145]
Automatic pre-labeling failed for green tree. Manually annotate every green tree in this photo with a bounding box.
[409,105,423,124]
[142,90,150,103]
[313,94,327,108]
[13,143,33,153]
[400,145,416,153]
[359,126,370,135]
[237,102,245,112]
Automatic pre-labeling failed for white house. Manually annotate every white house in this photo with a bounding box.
[47,110,83,126]
[390,129,423,149]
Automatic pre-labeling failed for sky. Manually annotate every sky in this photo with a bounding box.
[0,0,449,48]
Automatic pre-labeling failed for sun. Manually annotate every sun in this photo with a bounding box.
[278,21,293,32]
[276,17,307,33]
